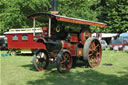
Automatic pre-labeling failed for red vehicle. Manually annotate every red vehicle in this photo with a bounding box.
[26,12,107,73]
[26,0,107,73]
[110,39,128,50]
[4,27,45,55]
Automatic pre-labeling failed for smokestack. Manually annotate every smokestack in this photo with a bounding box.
[51,0,58,14]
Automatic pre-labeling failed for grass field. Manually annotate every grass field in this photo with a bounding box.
[0,50,128,85]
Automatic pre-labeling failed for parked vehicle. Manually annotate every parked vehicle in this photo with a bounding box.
[0,36,7,50]
[119,32,128,42]
[27,0,107,73]
[100,40,108,50]
[4,27,44,55]
[110,39,128,51]
[27,12,107,73]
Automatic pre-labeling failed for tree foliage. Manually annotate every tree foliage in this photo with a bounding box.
[0,0,128,34]
[95,0,128,33]
[0,0,51,34]
[0,0,98,34]
[57,0,98,32]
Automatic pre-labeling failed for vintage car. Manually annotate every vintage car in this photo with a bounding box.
[110,39,128,51]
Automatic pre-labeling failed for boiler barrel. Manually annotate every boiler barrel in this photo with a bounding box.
[45,41,62,52]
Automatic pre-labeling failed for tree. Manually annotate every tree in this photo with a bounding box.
[0,0,99,34]
[95,0,128,33]
[0,0,51,34]
[57,0,99,32]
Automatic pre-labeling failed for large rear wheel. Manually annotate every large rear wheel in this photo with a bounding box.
[56,50,72,73]
[33,49,49,71]
[83,37,102,67]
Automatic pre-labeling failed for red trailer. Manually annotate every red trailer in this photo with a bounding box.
[4,27,45,55]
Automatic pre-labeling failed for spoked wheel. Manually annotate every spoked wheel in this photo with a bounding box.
[83,37,102,67]
[33,49,49,71]
[56,50,72,73]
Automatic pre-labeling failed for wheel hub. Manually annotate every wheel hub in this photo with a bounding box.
[92,50,97,57]
[38,58,44,62]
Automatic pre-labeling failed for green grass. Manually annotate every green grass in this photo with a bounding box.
[0,50,128,85]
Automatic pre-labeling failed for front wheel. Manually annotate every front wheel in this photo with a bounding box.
[33,49,49,71]
[56,50,72,73]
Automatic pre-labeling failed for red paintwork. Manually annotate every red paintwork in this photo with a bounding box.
[69,44,77,56]
[62,32,92,56]
[6,33,46,49]
[70,34,78,42]
[63,42,70,48]
[56,17,107,27]
[42,27,48,31]
[81,32,91,44]
[62,40,77,56]
[63,41,77,49]
[69,49,76,56]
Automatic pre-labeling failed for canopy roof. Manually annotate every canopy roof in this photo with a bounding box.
[120,32,128,37]
[27,13,107,27]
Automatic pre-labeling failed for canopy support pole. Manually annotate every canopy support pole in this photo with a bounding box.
[33,18,36,36]
[49,18,51,38]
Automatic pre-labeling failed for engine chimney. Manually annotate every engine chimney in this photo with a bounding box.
[51,0,58,14]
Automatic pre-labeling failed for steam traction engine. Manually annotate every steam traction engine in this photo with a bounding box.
[27,13,107,73]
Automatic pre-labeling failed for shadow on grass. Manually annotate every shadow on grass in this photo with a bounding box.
[21,60,87,73]
[21,64,37,71]
[21,63,58,72]
[20,59,128,85]
[117,67,128,74]
[16,53,33,56]
[27,69,128,85]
